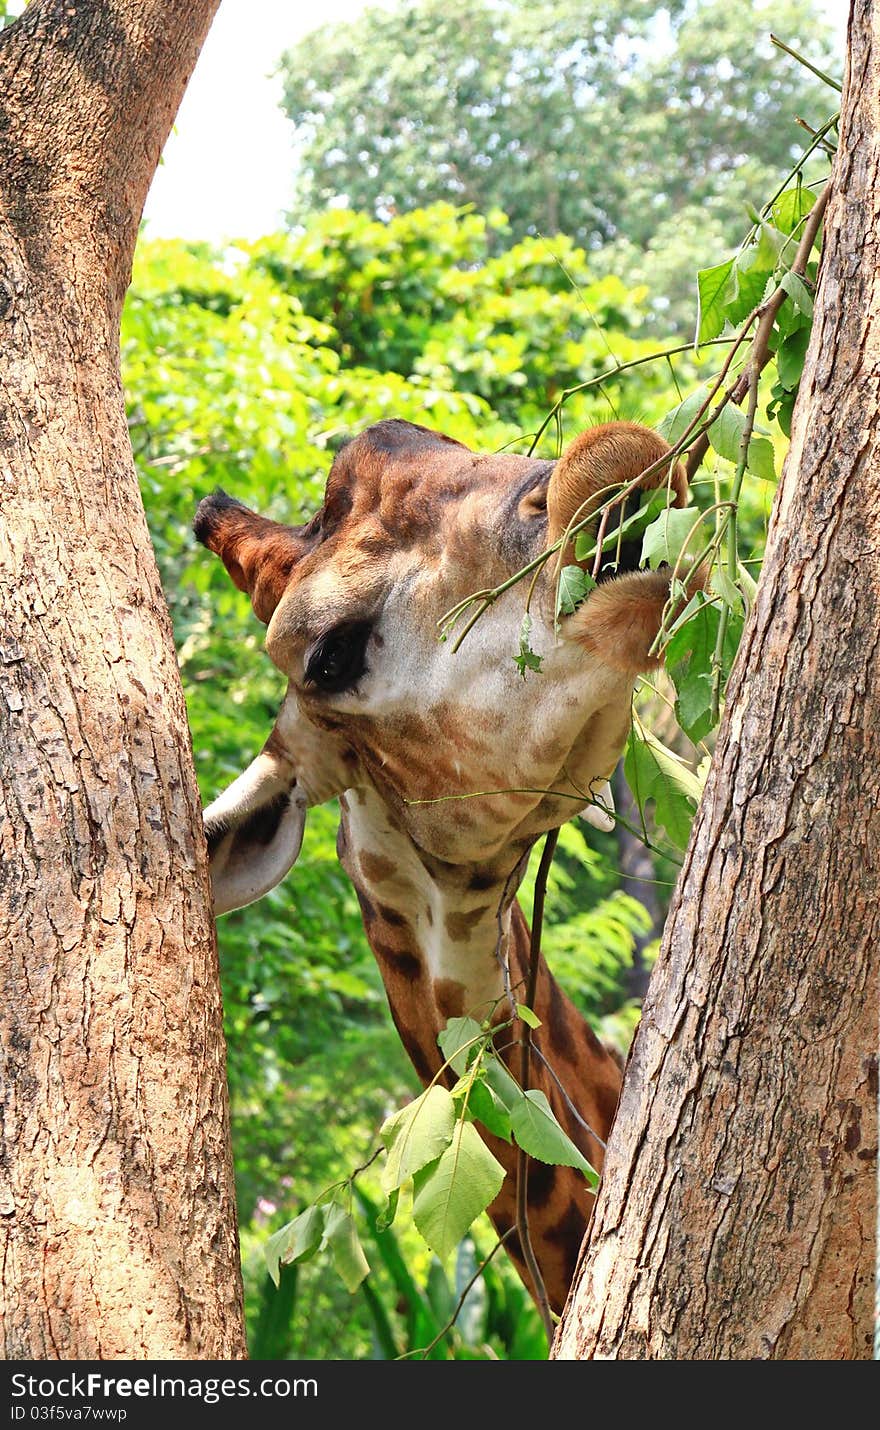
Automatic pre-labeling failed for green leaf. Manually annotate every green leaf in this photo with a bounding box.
[556,564,596,617]
[771,186,816,237]
[695,258,734,344]
[466,1076,513,1142]
[745,434,776,482]
[513,611,543,678]
[779,270,814,318]
[624,725,705,850]
[322,1203,370,1293]
[412,1120,506,1261]
[640,507,701,570]
[509,1089,599,1187]
[380,1084,456,1195]
[665,599,720,744]
[712,564,744,616]
[706,404,776,482]
[667,596,743,693]
[438,1015,485,1076]
[767,381,797,439]
[722,228,779,326]
[706,403,746,464]
[264,1205,326,1287]
[664,592,745,745]
[483,1053,522,1110]
[375,1187,399,1232]
[776,327,811,391]
[515,1002,542,1029]
[657,387,707,449]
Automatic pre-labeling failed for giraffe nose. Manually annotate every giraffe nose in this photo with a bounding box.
[546,422,687,558]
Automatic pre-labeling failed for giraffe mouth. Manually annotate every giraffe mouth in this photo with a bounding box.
[593,489,654,583]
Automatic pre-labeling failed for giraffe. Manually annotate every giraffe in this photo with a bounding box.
[194,416,692,1315]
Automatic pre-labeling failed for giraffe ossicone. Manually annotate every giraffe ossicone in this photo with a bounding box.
[195,416,696,1314]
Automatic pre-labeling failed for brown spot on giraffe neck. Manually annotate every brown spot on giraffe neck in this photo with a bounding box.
[392,1018,435,1085]
[359,850,396,883]
[372,940,422,982]
[432,977,466,1020]
[444,905,491,941]
[377,902,408,928]
[336,792,622,1315]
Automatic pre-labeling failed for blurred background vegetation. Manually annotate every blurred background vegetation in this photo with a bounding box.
[116,0,839,1360]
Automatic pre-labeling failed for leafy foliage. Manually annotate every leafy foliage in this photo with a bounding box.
[279,0,837,326]
[250,205,679,432]
[279,0,835,248]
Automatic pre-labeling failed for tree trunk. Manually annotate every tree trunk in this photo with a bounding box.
[0,0,246,1359]
[554,0,878,1361]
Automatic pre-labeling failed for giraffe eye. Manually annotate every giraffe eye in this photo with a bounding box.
[304,622,371,694]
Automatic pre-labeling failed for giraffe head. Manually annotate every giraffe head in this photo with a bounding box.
[195,418,690,911]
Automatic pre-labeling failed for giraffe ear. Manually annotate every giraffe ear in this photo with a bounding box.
[193,490,316,624]
[203,748,307,915]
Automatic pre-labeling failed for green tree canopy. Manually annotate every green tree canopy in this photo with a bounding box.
[279,0,836,262]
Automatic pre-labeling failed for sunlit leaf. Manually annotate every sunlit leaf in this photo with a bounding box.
[412,1121,506,1261]
[556,564,596,617]
[381,1085,456,1195]
[515,1003,542,1029]
[706,404,776,481]
[771,186,817,238]
[438,1016,485,1076]
[466,1077,513,1141]
[695,258,734,344]
[322,1203,370,1293]
[509,1089,599,1186]
[640,507,702,570]
[658,387,708,449]
[264,1204,326,1287]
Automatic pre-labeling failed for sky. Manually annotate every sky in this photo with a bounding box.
[141,0,851,244]
[142,0,372,241]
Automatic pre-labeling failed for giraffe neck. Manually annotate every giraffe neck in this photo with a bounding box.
[336,785,623,1313]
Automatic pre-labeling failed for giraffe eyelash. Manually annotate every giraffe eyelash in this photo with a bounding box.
[304,621,372,694]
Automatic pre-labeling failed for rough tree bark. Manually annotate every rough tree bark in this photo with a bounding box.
[0,0,246,1358]
[555,0,878,1361]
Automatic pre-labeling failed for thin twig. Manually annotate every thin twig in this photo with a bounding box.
[408,782,684,866]
[527,1042,607,1150]
[527,337,736,456]
[770,33,842,92]
[398,1229,515,1361]
[495,849,531,1010]
[795,115,837,155]
[742,112,838,253]
[515,828,558,1345]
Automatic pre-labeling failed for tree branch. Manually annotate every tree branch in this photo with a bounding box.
[0,0,220,296]
[685,181,831,479]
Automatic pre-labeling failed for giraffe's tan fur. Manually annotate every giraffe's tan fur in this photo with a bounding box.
[195,417,698,1313]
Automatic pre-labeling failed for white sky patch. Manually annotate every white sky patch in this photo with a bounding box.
[143,0,375,242]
